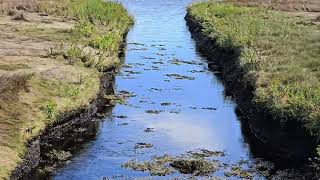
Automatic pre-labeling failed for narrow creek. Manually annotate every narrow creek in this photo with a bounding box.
[52,0,296,179]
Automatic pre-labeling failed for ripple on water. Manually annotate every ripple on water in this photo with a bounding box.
[52,0,302,179]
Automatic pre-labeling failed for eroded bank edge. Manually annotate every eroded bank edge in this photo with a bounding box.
[185,12,317,166]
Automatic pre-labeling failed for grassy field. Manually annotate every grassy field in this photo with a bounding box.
[224,0,320,12]
[0,0,132,178]
[188,2,320,135]
[39,0,134,71]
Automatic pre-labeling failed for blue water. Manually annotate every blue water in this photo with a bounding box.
[53,0,262,179]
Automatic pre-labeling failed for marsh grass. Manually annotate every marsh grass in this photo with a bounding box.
[52,0,132,70]
[1,0,133,70]
[0,74,31,178]
[89,32,122,53]
[0,70,101,179]
[188,2,320,135]
[0,0,132,178]
[0,0,37,14]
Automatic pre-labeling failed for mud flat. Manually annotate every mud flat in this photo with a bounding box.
[185,2,319,166]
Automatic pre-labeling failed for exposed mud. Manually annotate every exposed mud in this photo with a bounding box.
[134,143,153,149]
[122,155,174,176]
[145,110,164,114]
[160,102,171,106]
[113,115,128,119]
[187,149,225,158]
[121,149,288,178]
[170,159,219,175]
[166,73,195,80]
[169,59,203,66]
[144,128,155,132]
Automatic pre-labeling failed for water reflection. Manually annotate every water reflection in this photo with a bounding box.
[53,0,267,179]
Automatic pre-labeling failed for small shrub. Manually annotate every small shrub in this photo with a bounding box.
[89,33,120,54]
[74,19,95,37]
[64,45,83,64]
[42,101,57,119]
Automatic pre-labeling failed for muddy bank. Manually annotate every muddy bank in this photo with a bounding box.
[10,73,115,179]
[185,12,317,166]
[0,0,133,177]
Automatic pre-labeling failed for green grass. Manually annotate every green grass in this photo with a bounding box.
[13,0,133,70]
[68,0,133,70]
[89,32,122,53]
[38,0,133,70]
[0,69,101,179]
[188,2,320,135]
[74,19,96,37]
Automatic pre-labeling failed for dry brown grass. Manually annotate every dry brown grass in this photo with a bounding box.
[0,0,39,14]
[0,74,30,144]
[225,0,320,12]
[0,74,29,102]
[0,63,101,179]
[0,2,94,178]
[0,74,31,177]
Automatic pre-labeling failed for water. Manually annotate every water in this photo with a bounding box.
[53,0,270,179]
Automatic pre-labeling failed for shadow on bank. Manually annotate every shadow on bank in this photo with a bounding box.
[185,13,317,170]
[12,73,116,179]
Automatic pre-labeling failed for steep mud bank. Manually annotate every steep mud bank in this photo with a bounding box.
[185,12,317,166]
[11,73,115,179]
